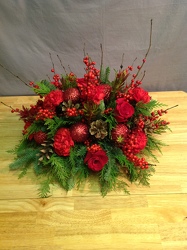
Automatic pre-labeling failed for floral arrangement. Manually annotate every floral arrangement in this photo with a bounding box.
[2,21,175,197]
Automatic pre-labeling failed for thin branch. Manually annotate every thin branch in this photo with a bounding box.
[57,54,67,74]
[83,43,86,57]
[165,104,179,111]
[145,19,153,59]
[120,53,124,70]
[100,43,103,72]
[1,101,14,110]
[49,52,55,71]
[0,63,31,87]
[134,19,153,79]
[140,70,146,82]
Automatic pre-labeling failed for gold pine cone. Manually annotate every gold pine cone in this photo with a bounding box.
[89,120,108,139]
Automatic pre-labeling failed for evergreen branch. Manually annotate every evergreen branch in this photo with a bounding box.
[135,99,167,116]
[9,148,39,170]
[100,66,111,83]
[38,178,52,198]
[136,166,155,186]
[24,121,45,139]
[147,135,167,154]
[49,154,72,190]
[33,80,56,96]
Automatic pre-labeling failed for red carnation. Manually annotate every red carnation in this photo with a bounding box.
[53,128,74,156]
[76,78,86,86]
[115,98,134,122]
[43,90,64,110]
[132,130,147,153]
[84,149,108,171]
[133,87,151,103]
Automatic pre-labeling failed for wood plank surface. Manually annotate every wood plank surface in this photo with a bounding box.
[0,91,187,250]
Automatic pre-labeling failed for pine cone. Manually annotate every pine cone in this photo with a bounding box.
[37,139,54,163]
[144,120,154,134]
[89,120,108,139]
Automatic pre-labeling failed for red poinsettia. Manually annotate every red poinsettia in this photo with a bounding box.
[84,149,108,171]
[53,128,74,156]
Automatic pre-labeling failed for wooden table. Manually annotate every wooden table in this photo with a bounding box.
[0,91,187,250]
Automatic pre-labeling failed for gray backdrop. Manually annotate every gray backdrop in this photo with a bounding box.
[0,0,187,96]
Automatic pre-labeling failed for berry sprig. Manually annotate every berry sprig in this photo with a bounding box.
[35,108,55,120]
[87,144,102,152]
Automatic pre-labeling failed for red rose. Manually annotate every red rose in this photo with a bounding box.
[84,150,108,171]
[133,87,151,103]
[115,98,134,122]
[53,128,74,156]
[44,90,64,110]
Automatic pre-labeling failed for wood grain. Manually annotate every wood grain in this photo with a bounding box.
[0,91,187,250]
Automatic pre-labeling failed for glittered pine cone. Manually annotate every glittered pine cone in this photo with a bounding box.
[89,119,108,139]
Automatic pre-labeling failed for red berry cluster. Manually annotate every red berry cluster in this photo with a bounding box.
[66,107,78,117]
[140,109,170,131]
[51,73,62,88]
[11,108,20,113]
[35,108,55,120]
[135,115,145,130]
[87,144,102,152]
[116,80,142,101]
[104,107,113,114]
[77,56,100,99]
[126,152,149,169]
[29,81,39,89]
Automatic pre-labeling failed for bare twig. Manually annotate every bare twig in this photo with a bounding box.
[49,52,55,71]
[0,63,31,87]
[120,53,124,70]
[57,54,67,74]
[165,104,179,111]
[135,19,153,79]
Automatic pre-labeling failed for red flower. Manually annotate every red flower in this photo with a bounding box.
[133,130,147,153]
[133,87,151,103]
[53,128,74,156]
[43,90,64,110]
[115,98,134,122]
[125,129,147,154]
[77,78,86,86]
[84,150,108,171]
[90,85,105,104]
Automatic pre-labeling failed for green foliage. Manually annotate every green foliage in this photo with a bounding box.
[38,178,52,198]
[45,116,80,137]
[24,121,45,139]
[146,135,167,154]
[61,75,77,89]
[136,165,155,186]
[103,112,117,136]
[100,66,111,83]
[9,147,39,170]
[48,154,72,191]
[33,80,56,96]
[135,100,167,116]
[98,144,129,196]
[69,145,89,189]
